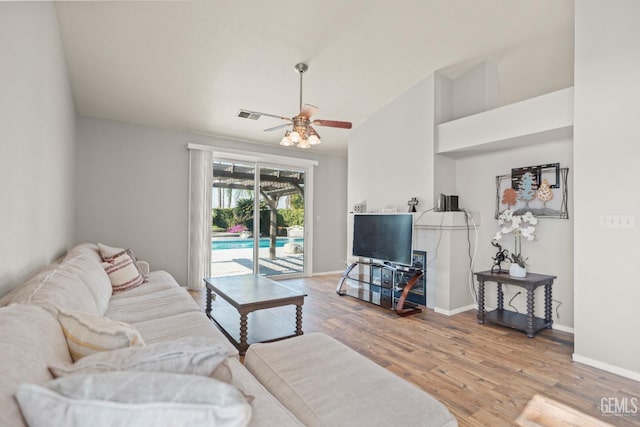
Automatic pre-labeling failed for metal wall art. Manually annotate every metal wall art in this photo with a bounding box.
[495,163,569,219]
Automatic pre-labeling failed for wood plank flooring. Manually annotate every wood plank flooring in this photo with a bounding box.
[192,274,640,426]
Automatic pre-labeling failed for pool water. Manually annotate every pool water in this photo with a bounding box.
[212,237,304,250]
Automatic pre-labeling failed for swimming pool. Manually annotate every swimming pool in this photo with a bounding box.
[212,237,304,250]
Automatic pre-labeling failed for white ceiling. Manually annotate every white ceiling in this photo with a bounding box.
[54,0,574,156]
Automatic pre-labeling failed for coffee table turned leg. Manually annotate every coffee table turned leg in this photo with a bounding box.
[206,287,212,319]
[239,311,249,355]
[295,304,303,336]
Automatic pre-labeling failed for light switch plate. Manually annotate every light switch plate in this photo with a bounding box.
[599,215,635,229]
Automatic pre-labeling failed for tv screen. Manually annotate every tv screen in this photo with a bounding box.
[352,213,414,266]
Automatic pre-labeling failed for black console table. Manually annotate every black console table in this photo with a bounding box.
[336,261,425,316]
[474,271,556,338]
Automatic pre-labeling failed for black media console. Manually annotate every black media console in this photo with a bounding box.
[336,251,426,316]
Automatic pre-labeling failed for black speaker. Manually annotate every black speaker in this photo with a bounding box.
[438,194,459,212]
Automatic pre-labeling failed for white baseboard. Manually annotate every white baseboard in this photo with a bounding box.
[573,354,640,382]
[553,324,574,334]
[434,304,476,316]
[312,270,344,276]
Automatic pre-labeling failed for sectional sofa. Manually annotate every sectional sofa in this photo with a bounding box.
[0,242,457,426]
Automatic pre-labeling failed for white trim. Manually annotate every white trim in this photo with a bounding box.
[572,354,640,382]
[434,304,476,316]
[312,270,346,276]
[303,166,314,275]
[187,143,318,168]
[553,324,574,334]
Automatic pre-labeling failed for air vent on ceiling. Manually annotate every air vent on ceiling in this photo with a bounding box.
[237,110,261,120]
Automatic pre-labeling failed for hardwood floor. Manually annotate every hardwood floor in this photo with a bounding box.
[192,274,640,426]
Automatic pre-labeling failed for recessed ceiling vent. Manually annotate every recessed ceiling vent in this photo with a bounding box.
[237,110,261,120]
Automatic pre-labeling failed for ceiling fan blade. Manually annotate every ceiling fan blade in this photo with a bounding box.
[312,119,352,129]
[243,109,291,121]
[264,123,292,132]
[299,104,319,118]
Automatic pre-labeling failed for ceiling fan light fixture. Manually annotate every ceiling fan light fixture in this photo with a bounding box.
[289,130,301,143]
[280,131,294,146]
[308,134,321,145]
[297,139,311,149]
[244,63,352,150]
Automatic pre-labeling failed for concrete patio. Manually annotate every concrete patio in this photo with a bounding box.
[211,246,304,277]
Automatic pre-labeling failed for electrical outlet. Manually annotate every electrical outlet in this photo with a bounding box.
[599,215,636,229]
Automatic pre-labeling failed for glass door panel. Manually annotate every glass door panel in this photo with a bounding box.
[211,159,256,278]
[257,165,305,277]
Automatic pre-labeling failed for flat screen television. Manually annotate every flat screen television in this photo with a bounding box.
[352,213,414,266]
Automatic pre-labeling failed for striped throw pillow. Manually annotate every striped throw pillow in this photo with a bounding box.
[101,251,145,294]
[57,309,145,362]
[98,243,149,280]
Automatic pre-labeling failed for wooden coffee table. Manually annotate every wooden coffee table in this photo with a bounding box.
[204,275,307,355]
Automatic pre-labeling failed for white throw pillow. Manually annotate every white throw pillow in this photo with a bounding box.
[98,243,149,279]
[57,308,145,361]
[97,243,128,259]
[49,336,232,379]
[101,250,145,294]
[16,372,252,427]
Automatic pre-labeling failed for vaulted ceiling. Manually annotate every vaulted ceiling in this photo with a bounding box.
[54,0,574,156]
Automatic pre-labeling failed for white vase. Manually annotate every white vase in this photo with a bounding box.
[509,263,527,278]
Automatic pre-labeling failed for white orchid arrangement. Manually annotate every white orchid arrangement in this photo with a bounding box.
[493,209,537,242]
[493,209,538,268]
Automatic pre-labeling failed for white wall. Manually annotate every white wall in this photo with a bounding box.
[348,75,436,212]
[75,117,347,285]
[0,3,76,297]
[573,0,640,379]
[455,139,574,329]
[440,26,574,110]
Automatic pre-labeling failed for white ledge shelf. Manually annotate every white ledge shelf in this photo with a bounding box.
[436,87,573,157]
[414,211,481,229]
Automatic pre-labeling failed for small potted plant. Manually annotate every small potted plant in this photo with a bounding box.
[493,209,537,278]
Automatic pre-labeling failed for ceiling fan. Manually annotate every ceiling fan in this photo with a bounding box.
[241,63,352,149]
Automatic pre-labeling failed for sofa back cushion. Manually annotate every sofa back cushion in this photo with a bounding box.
[64,242,103,264]
[0,304,73,427]
[0,255,99,316]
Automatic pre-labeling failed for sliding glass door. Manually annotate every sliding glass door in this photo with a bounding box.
[211,157,308,278]
[257,165,305,276]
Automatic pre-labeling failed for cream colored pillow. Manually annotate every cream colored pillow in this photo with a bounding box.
[49,336,232,379]
[101,251,145,294]
[57,309,144,361]
[98,243,148,280]
[16,372,252,427]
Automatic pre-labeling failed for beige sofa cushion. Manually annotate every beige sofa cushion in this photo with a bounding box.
[225,358,303,426]
[0,304,73,427]
[50,336,233,378]
[130,311,238,356]
[67,254,113,315]
[245,333,458,427]
[16,372,252,427]
[64,242,103,264]
[109,270,179,300]
[58,308,145,361]
[0,257,98,315]
[105,286,201,324]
